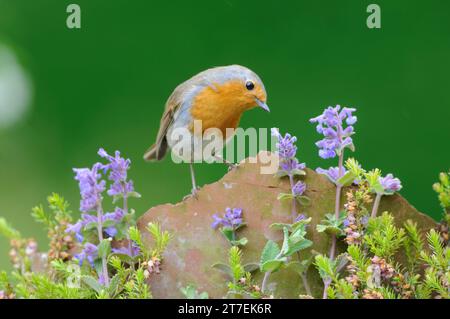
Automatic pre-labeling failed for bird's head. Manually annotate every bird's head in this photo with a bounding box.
[201,65,269,113]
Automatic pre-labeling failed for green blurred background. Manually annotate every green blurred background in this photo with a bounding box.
[0,0,449,270]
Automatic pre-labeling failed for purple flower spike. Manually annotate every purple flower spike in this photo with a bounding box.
[310,105,357,159]
[98,148,139,198]
[211,208,244,230]
[104,207,125,223]
[379,174,402,194]
[73,163,105,213]
[75,242,98,266]
[292,181,307,197]
[271,128,306,175]
[112,243,140,257]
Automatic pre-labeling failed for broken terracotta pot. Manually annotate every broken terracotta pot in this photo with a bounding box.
[137,152,436,298]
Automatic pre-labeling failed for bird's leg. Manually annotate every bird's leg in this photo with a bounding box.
[213,154,238,171]
[189,163,198,197]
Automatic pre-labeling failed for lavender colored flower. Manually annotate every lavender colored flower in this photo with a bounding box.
[98,148,138,197]
[112,243,140,257]
[292,181,306,197]
[280,158,306,172]
[271,128,298,159]
[105,227,117,237]
[310,105,357,159]
[294,214,306,223]
[66,220,82,234]
[75,242,98,266]
[104,207,125,222]
[379,174,402,194]
[316,166,348,185]
[271,128,306,175]
[73,163,106,212]
[343,218,351,227]
[211,207,243,229]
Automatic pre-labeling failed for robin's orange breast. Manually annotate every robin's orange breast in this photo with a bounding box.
[189,81,249,136]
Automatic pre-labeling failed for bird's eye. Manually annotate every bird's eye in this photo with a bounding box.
[245,80,255,91]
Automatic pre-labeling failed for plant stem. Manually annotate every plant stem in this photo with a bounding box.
[96,204,109,286]
[322,279,331,299]
[324,149,344,299]
[288,174,297,221]
[371,193,382,218]
[301,272,312,296]
[261,271,272,294]
[261,251,284,294]
[329,150,345,261]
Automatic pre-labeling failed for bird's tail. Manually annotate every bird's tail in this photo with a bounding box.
[143,138,168,161]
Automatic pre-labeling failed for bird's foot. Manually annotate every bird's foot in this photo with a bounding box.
[226,163,238,172]
[183,187,199,201]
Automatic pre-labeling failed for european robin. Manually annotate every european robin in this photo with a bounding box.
[143,65,269,197]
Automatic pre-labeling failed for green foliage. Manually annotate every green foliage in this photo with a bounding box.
[316,213,345,236]
[31,193,72,228]
[0,193,173,299]
[365,168,383,194]
[147,222,172,257]
[219,225,248,247]
[404,220,424,272]
[314,208,450,299]
[180,284,209,299]
[364,212,405,261]
[225,246,262,298]
[277,192,311,206]
[229,246,245,281]
[433,171,450,222]
[0,218,21,240]
[345,158,366,179]
[260,220,312,274]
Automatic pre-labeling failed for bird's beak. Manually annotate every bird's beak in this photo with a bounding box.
[255,98,270,112]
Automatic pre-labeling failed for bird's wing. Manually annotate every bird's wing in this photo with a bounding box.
[154,89,183,149]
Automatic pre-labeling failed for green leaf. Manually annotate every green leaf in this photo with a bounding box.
[230,237,248,246]
[260,259,285,273]
[128,191,142,199]
[275,170,290,178]
[277,193,294,201]
[291,169,306,176]
[270,222,293,230]
[372,182,385,194]
[316,213,345,236]
[296,195,311,206]
[286,259,311,275]
[102,219,116,228]
[82,275,103,294]
[316,224,343,235]
[285,238,313,256]
[280,227,290,255]
[336,170,357,187]
[221,227,235,242]
[243,263,260,273]
[260,240,280,266]
[212,263,232,277]
[97,239,111,259]
[84,222,98,231]
[108,274,121,296]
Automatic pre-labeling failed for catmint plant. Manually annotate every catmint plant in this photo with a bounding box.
[365,169,402,218]
[310,105,357,262]
[71,163,110,285]
[271,128,308,221]
[98,148,141,256]
[433,171,450,245]
[212,208,247,246]
[67,148,140,286]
